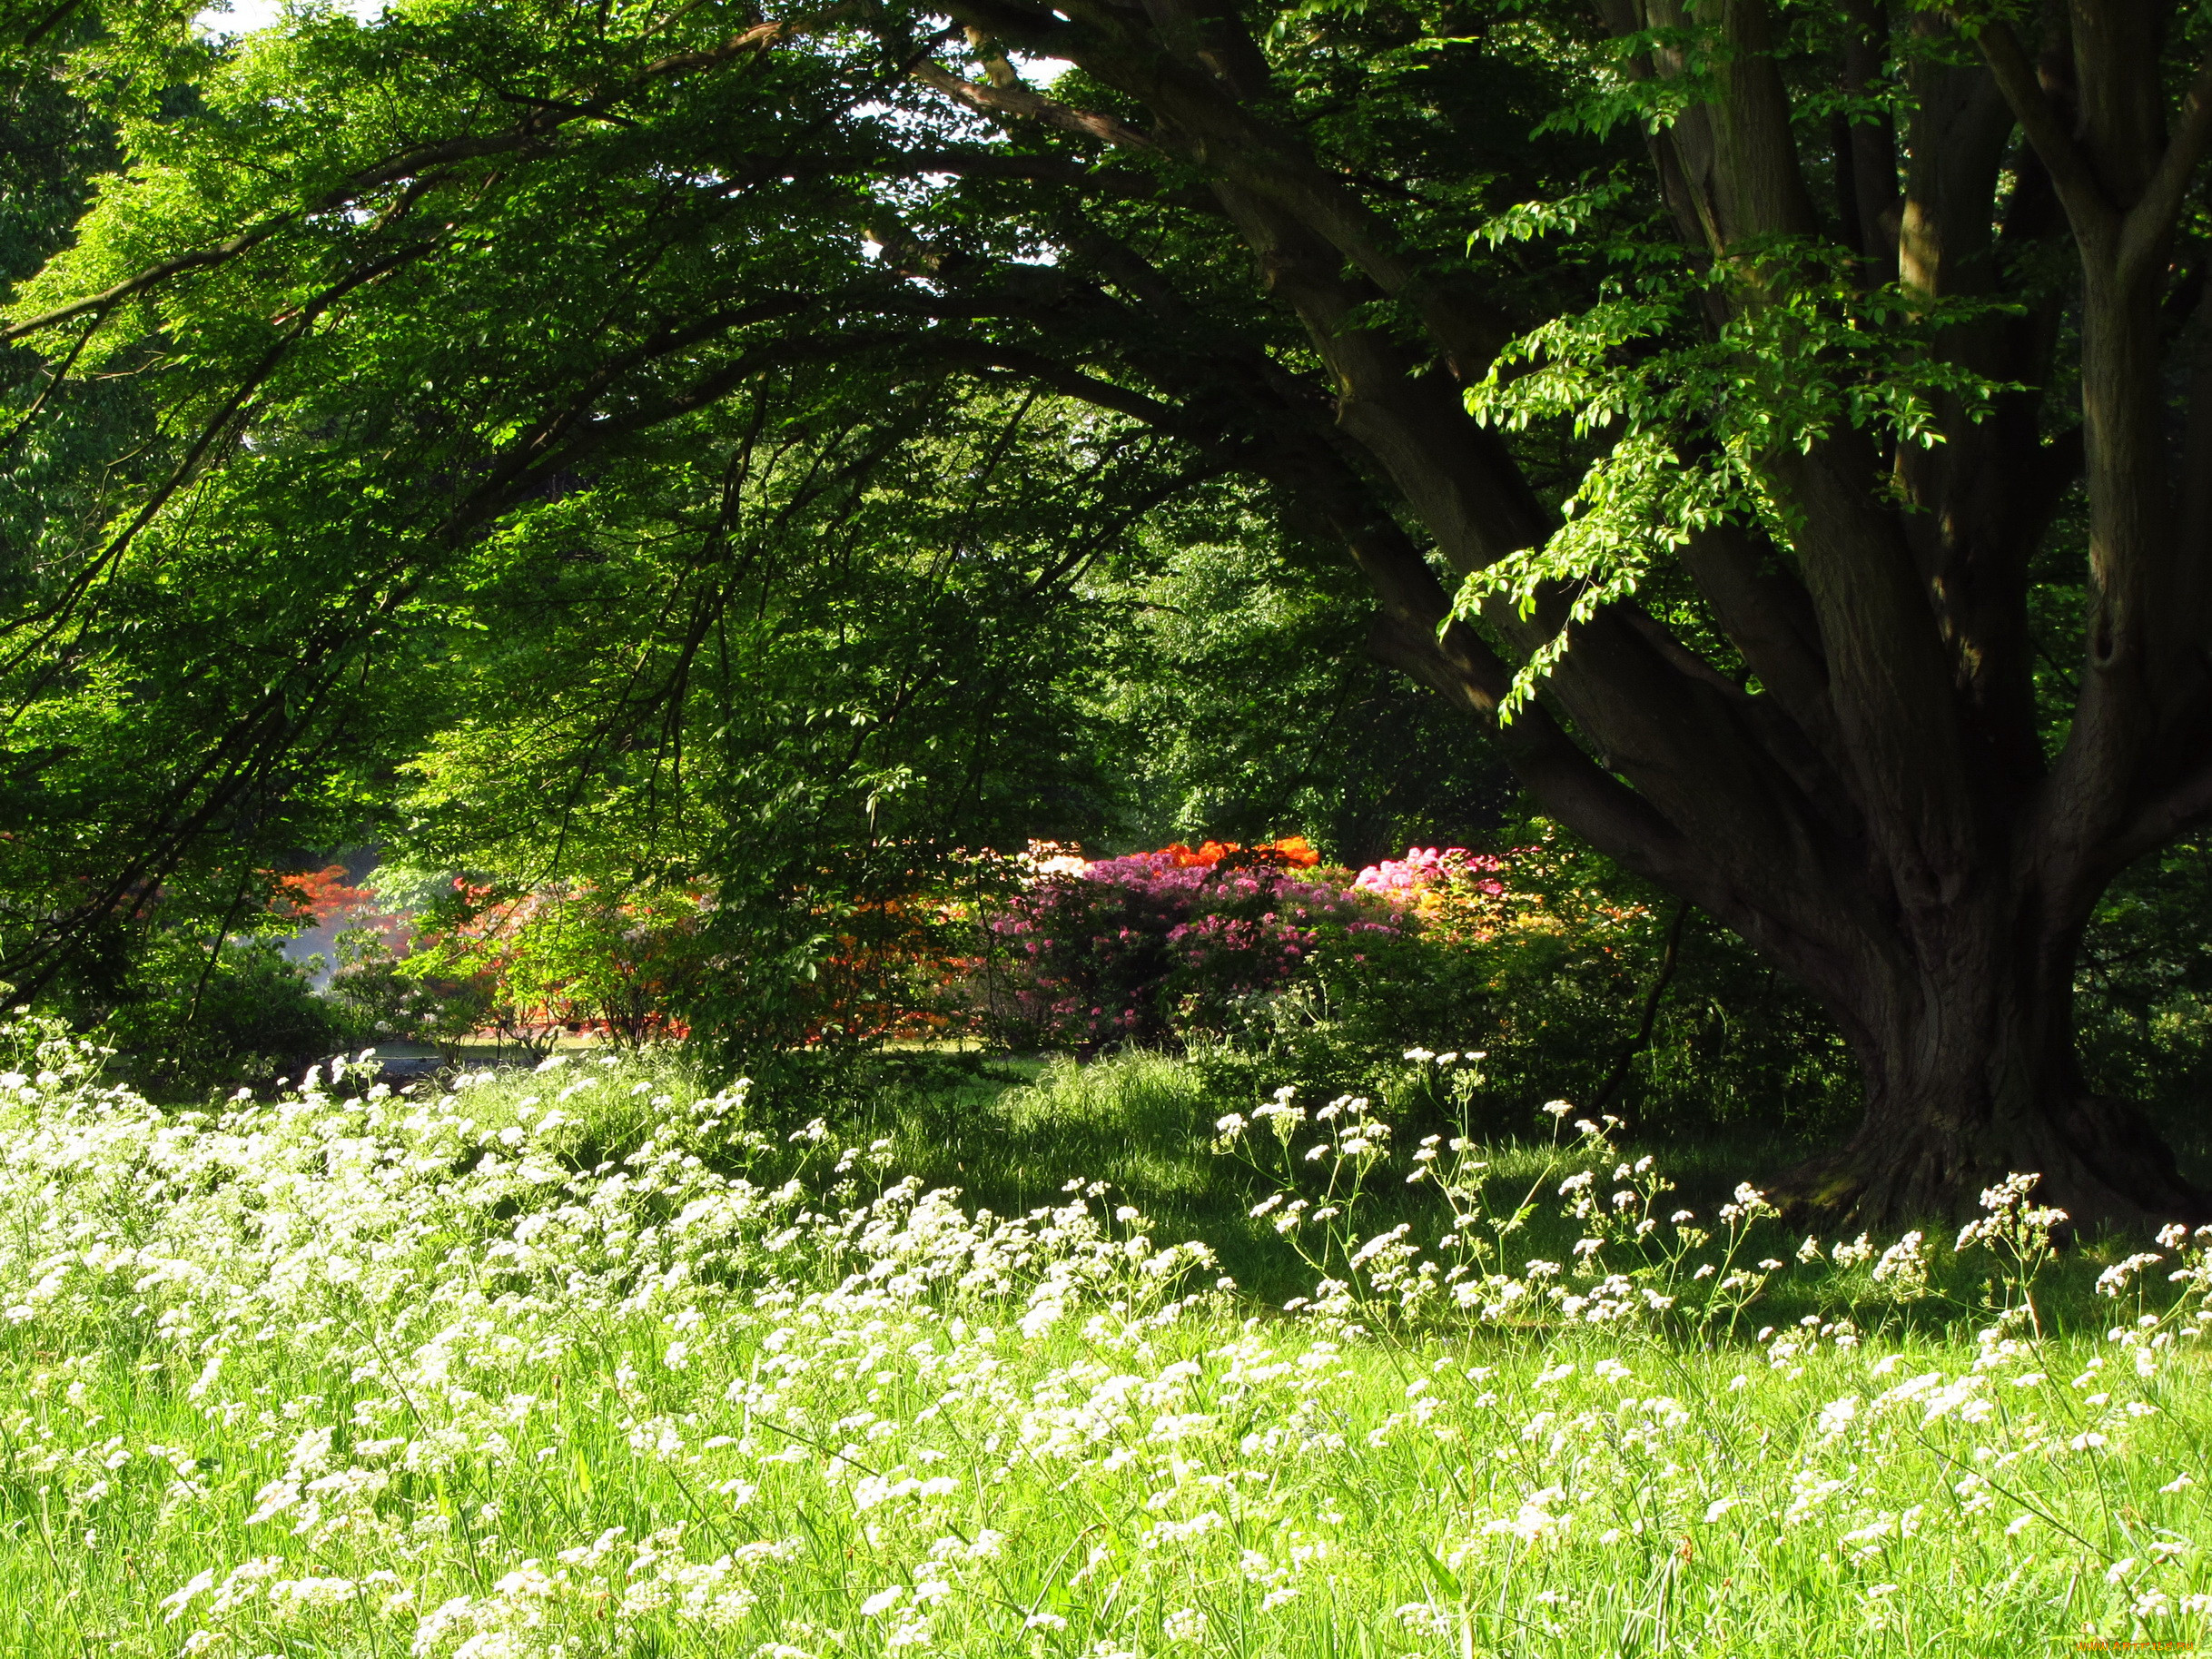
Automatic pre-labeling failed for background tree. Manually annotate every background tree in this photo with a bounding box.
[385,374,1169,1068]
[1095,495,1517,863]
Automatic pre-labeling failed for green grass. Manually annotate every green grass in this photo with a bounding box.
[843,1047,2197,1328]
[2,1028,2207,1655]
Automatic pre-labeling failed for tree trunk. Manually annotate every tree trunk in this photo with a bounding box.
[1778,884,2207,1230]
[904,0,2212,1225]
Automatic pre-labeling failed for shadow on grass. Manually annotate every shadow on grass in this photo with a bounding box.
[838,1049,1823,1309]
[834,1046,2193,1338]
[432,1043,2198,1344]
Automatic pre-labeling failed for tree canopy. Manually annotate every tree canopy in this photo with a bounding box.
[5,0,2212,1221]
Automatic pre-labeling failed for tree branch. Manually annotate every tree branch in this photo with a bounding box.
[2,10,840,345]
[0,235,442,667]
[2,221,291,344]
[2121,44,2212,278]
[2113,735,2212,865]
[911,60,1159,152]
[1675,521,1835,748]
[10,0,84,48]
[0,305,104,452]
[1970,14,2120,248]
[942,0,1514,375]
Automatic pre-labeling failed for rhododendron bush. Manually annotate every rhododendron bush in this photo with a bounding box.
[980,833,1852,1138]
[983,835,1542,1056]
[985,841,1401,1050]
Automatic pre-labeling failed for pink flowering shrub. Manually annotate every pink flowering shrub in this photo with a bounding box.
[1353,845,1480,898]
[985,830,1855,1138]
[1350,846,1545,951]
[990,847,1400,1051]
[1353,845,1507,916]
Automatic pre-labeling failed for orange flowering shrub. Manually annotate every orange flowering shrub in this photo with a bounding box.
[276,866,413,950]
[276,865,370,925]
[807,889,994,1047]
[1159,837,1321,871]
[401,870,998,1056]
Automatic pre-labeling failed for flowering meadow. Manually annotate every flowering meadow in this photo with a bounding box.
[2,1003,2208,1657]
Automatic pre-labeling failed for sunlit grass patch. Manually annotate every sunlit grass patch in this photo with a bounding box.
[0,1013,2206,1656]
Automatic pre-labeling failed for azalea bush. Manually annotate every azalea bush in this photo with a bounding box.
[985,839,1403,1051]
[400,881,714,1055]
[803,876,1009,1052]
[201,824,1852,1138]
[373,854,994,1068]
[1,1012,2207,1655]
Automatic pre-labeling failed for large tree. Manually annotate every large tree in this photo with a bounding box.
[889,0,2212,1226]
[5,0,2210,1221]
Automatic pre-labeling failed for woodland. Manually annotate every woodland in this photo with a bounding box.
[5,0,2212,1229]
[8,3,2212,1652]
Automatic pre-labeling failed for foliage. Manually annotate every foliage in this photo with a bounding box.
[384,851,1007,1073]
[2079,834,2212,1179]
[1456,247,2022,714]
[0,1024,2207,1653]
[31,862,449,1098]
[1089,510,1519,864]
[321,925,488,1060]
[93,928,347,1098]
[401,881,709,1054]
[987,839,1400,1051]
[0,9,1157,1054]
[1309,833,1857,1143]
[361,372,1163,1068]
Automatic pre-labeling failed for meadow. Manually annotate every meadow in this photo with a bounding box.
[3,1009,2207,1658]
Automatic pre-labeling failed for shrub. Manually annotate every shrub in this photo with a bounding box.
[986,839,1401,1050]
[322,924,489,1058]
[385,854,1003,1073]
[97,931,349,1099]
[1291,834,1855,1141]
[987,828,1857,1145]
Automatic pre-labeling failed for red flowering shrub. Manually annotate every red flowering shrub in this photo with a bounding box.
[988,840,1400,1050]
